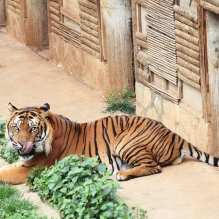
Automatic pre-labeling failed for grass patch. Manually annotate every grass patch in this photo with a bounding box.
[104,88,136,115]
[0,118,19,164]
[0,182,50,219]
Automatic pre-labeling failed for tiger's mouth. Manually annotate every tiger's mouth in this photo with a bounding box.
[18,141,36,158]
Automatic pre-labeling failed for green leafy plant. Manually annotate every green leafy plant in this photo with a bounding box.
[27,155,147,219]
[0,118,19,164]
[104,88,136,115]
[0,182,50,219]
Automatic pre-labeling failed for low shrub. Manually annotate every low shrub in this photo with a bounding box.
[104,88,136,115]
[27,155,147,219]
[0,118,19,164]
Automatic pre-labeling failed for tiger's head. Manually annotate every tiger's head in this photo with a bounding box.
[5,103,53,161]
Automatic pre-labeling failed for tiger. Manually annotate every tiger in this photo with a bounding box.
[0,102,218,184]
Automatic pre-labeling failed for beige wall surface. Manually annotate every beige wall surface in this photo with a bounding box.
[7,11,25,44]
[135,82,213,155]
[49,33,111,95]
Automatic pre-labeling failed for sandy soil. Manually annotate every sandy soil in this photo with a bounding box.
[1,27,219,219]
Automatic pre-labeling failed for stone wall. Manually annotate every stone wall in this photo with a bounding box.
[135,81,213,153]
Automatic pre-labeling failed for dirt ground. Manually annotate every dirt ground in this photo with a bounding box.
[1,26,219,219]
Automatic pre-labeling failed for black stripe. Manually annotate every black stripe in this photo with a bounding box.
[159,145,175,165]
[88,142,92,157]
[115,115,119,125]
[126,147,146,163]
[82,124,87,154]
[93,121,101,163]
[18,111,26,115]
[194,146,201,160]
[188,143,193,156]
[120,117,124,130]
[111,117,117,137]
[58,119,73,159]
[179,139,185,151]
[214,157,218,166]
[30,112,37,117]
[204,152,209,163]
[112,154,121,171]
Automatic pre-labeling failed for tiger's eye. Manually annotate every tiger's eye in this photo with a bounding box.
[30,127,37,133]
[13,126,19,132]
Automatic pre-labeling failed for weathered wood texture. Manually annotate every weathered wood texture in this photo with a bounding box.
[6,0,25,43]
[25,0,48,46]
[49,0,60,35]
[200,0,219,15]
[150,82,179,104]
[6,0,48,46]
[78,0,101,59]
[131,1,149,87]
[0,0,6,25]
[7,0,21,15]
[60,23,81,48]
[174,5,201,90]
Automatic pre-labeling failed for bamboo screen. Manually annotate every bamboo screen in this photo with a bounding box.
[147,0,177,84]
[146,0,179,103]
[173,5,201,91]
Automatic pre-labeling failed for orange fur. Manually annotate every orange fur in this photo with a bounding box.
[0,103,218,184]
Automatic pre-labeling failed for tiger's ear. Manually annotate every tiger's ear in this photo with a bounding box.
[8,102,18,114]
[40,103,50,112]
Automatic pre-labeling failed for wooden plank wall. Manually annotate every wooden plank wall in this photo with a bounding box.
[173,5,201,91]
[7,0,21,15]
[0,0,6,25]
[79,0,101,59]
[48,0,60,35]
[60,22,81,48]
[25,0,48,46]
[200,0,219,14]
[48,0,102,59]
[133,0,150,87]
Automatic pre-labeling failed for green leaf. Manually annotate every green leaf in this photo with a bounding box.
[96,163,107,172]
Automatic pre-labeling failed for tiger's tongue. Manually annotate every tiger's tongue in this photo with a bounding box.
[20,142,33,154]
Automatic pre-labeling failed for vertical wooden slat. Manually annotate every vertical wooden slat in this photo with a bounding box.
[199,6,211,122]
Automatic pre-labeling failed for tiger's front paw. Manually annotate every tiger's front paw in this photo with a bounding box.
[116,171,133,181]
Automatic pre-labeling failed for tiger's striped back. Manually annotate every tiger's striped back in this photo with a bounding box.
[49,113,219,180]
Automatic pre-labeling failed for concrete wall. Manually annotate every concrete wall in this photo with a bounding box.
[135,81,213,153]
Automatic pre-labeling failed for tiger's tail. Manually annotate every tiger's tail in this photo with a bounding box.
[181,141,219,167]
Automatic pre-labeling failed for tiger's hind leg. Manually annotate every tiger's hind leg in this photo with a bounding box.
[111,153,134,177]
[115,152,162,181]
